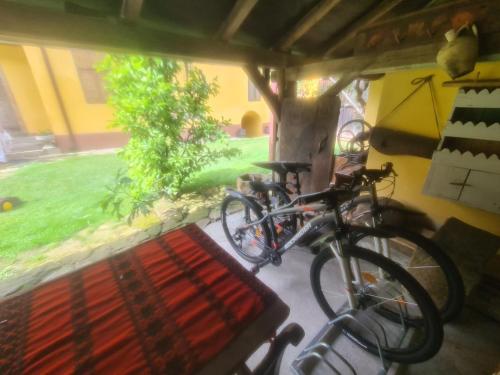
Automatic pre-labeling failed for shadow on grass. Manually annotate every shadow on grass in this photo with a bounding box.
[181,166,267,194]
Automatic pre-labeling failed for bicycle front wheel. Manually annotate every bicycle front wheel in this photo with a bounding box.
[349,225,465,323]
[311,245,443,364]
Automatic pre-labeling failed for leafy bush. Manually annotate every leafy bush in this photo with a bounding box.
[98,55,238,219]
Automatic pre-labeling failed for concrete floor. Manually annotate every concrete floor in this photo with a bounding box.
[202,220,500,375]
[202,220,391,374]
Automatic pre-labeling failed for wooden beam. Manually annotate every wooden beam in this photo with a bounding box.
[442,79,500,88]
[217,0,259,41]
[354,0,498,55]
[287,41,500,81]
[244,65,281,120]
[0,1,300,68]
[276,0,342,51]
[323,0,404,58]
[121,0,144,22]
[321,72,360,97]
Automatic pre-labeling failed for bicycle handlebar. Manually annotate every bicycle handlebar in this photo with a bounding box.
[353,162,396,185]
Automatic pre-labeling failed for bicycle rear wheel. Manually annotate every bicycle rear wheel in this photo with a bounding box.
[311,245,443,364]
[349,225,465,323]
[221,195,271,263]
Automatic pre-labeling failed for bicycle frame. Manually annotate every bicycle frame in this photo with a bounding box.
[240,198,364,309]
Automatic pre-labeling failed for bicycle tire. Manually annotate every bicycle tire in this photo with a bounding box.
[349,225,465,323]
[311,245,444,363]
[221,195,272,263]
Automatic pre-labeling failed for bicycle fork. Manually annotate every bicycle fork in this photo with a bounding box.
[329,241,364,310]
[371,216,391,279]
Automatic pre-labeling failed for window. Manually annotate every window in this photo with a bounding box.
[71,49,107,104]
[247,79,261,102]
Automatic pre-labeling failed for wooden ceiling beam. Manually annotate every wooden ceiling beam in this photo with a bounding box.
[321,70,365,97]
[0,1,300,68]
[288,41,500,81]
[354,0,498,55]
[290,43,441,80]
[121,0,144,22]
[323,0,404,58]
[276,0,342,51]
[217,0,259,42]
[244,65,281,120]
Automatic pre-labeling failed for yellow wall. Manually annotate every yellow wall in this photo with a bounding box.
[365,62,500,236]
[23,46,70,136]
[195,63,272,126]
[43,48,116,135]
[0,45,51,134]
[0,45,270,137]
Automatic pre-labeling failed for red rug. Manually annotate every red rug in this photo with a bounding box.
[0,224,277,374]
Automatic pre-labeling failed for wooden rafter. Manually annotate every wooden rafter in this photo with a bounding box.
[354,0,497,55]
[244,65,281,120]
[321,72,360,97]
[0,1,302,68]
[276,0,342,51]
[289,43,441,80]
[323,0,404,58]
[121,0,144,22]
[217,0,259,42]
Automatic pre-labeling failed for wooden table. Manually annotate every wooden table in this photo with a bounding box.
[0,224,302,374]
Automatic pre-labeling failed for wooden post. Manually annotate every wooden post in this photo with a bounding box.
[271,70,297,161]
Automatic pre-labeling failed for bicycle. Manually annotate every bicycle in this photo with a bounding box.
[335,163,465,323]
[224,162,465,324]
[221,186,443,363]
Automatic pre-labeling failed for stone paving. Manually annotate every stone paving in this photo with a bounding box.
[0,187,227,298]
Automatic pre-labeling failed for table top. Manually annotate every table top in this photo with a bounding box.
[0,224,288,374]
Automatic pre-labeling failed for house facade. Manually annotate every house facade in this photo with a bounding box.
[0,44,271,151]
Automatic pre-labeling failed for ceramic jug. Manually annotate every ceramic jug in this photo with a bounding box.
[437,24,478,79]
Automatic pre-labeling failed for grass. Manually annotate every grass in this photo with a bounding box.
[0,154,126,259]
[182,136,270,193]
[0,136,269,258]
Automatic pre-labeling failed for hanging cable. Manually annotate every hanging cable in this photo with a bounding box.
[375,74,442,140]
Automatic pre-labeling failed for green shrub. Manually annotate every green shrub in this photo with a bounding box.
[97,55,238,219]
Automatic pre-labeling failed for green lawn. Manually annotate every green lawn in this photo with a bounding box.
[182,136,270,193]
[0,154,126,258]
[0,136,269,258]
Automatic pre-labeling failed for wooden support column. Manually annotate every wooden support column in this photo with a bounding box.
[243,65,281,120]
[243,65,288,161]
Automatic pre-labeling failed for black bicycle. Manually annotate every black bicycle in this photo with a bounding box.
[336,163,465,323]
[223,162,465,324]
[221,186,443,364]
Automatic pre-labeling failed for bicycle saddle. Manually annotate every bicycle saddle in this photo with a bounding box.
[252,161,311,174]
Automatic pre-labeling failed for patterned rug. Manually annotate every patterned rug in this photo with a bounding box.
[0,224,279,374]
